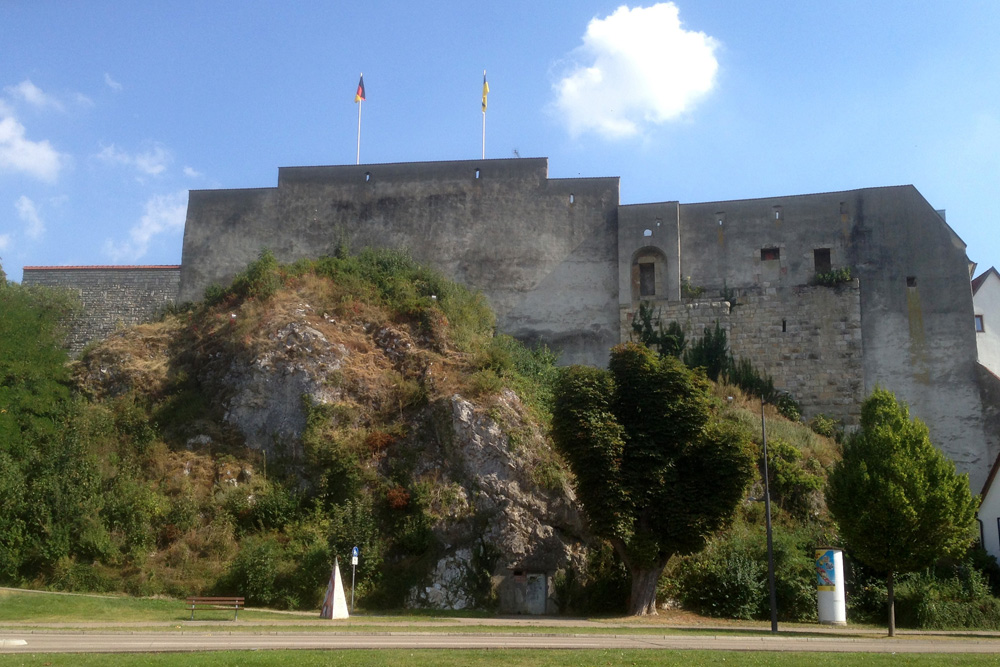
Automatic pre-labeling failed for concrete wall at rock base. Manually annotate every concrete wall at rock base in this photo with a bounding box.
[21,266,180,355]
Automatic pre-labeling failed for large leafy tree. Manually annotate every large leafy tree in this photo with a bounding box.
[0,281,110,579]
[827,388,977,636]
[552,342,755,615]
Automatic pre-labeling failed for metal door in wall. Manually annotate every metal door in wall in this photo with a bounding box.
[525,573,546,615]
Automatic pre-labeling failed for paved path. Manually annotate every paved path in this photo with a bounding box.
[3,629,1000,654]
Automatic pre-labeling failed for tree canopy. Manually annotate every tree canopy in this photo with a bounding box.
[827,387,977,635]
[551,342,755,615]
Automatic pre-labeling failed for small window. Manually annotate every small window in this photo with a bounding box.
[782,319,787,333]
[716,212,726,226]
[639,263,656,296]
[365,172,371,182]
[761,248,780,261]
[976,315,985,333]
[569,193,575,204]
[643,228,652,237]
[475,168,481,179]
[814,248,832,274]
[907,276,917,288]
[655,218,662,227]
[773,206,783,221]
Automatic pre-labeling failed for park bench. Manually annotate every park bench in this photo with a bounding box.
[186,596,245,620]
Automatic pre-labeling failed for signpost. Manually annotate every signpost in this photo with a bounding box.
[351,546,359,613]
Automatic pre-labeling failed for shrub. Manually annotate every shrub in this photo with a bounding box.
[554,540,629,614]
[664,523,818,622]
[684,321,730,382]
[766,439,823,520]
[813,267,852,287]
[809,413,841,439]
[221,535,282,606]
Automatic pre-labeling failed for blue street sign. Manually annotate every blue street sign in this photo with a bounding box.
[352,546,359,558]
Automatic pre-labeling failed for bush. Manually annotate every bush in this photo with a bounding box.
[222,535,282,606]
[664,523,818,622]
[813,267,852,287]
[554,540,629,614]
[847,556,1000,629]
[766,439,823,520]
[809,414,841,439]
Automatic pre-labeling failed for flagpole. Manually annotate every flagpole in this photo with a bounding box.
[356,72,363,165]
[481,70,487,160]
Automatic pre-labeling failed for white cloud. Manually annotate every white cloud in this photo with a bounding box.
[4,79,64,111]
[103,191,187,262]
[0,114,65,181]
[15,195,45,240]
[551,3,719,139]
[104,73,123,92]
[97,142,171,176]
[183,166,203,179]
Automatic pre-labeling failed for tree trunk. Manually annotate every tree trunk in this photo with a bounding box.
[887,570,896,637]
[627,565,666,615]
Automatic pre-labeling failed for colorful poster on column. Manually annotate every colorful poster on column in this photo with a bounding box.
[815,549,836,591]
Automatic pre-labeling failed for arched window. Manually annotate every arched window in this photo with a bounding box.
[631,247,668,301]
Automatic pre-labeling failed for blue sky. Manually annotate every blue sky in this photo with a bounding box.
[2,1,999,282]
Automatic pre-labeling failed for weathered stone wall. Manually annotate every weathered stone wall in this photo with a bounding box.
[180,158,621,367]
[21,266,180,355]
[621,281,864,425]
[663,186,993,489]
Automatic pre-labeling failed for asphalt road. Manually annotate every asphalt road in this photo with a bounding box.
[4,631,1000,654]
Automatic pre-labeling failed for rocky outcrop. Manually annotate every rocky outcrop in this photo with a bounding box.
[74,296,587,613]
[407,392,585,612]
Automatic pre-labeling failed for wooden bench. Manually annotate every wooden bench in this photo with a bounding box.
[186,596,245,620]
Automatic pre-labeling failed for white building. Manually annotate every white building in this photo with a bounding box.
[972,267,1000,561]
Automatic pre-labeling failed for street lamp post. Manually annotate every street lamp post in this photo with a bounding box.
[761,396,778,633]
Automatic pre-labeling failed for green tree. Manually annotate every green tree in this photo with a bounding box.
[827,388,977,636]
[551,342,755,615]
[0,283,110,580]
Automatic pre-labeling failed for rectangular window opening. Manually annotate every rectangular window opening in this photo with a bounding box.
[639,263,656,297]
[976,315,985,333]
[761,248,780,261]
[906,276,917,288]
[814,248,832,274]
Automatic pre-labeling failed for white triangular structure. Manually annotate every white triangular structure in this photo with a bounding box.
[319,557,350,619]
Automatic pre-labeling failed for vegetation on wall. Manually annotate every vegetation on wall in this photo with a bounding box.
[631,308,801,421]
[813,267,853,287]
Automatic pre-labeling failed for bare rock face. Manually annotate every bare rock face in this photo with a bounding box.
[407,392,585,613]
[221,322,349,460]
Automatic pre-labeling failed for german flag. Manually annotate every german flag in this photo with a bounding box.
[355,75,365,103]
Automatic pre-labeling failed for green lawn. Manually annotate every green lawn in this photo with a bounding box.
[0,590,293,623]
[0,650,996,666]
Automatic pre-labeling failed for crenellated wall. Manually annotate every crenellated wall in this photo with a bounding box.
[20,266,180,355]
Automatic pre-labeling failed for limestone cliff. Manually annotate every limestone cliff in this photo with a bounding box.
[72,271,585,612]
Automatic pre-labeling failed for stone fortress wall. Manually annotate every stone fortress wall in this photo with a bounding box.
[20,158,998,489]
[179,158,622,367]
[21,265,180,355]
